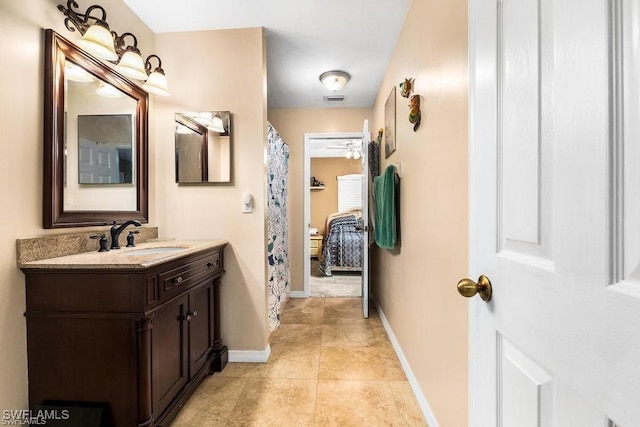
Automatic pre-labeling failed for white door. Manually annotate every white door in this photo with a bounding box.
[361,120,370,318]
[78,138,120,183]
[468,0,640,425]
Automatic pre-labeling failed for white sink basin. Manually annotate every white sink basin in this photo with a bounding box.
[124,247,187,256]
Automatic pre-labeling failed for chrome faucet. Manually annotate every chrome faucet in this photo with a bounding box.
[110,220,142,249]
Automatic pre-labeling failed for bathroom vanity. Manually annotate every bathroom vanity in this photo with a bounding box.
[20,240,228,427]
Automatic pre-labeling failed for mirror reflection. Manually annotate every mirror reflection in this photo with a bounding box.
[174,111,232,184]
[77,114,134,184]
[64,61,137,210]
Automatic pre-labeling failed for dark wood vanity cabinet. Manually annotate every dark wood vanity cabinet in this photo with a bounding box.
[22,245,228,427]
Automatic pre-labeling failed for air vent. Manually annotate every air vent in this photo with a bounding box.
[324,94,346,102]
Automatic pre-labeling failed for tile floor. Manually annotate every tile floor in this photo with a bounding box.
[171,297,427,426]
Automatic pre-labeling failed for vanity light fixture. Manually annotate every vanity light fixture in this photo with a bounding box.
[57,0,170,95]
[319,70,350,91]
[114,33,148,80]
[95,82,124,98]
[191,112,225,133]
[209,114,225,133]
[57,1,117,61]
[142,55,170,96]
[176,124,193,135]
[64,62,96,82]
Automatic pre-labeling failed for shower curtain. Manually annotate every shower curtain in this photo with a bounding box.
[266,122,290,332]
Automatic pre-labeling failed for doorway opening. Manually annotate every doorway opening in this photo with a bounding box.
[303,133,365,298]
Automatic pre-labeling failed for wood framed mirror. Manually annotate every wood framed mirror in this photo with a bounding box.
[43,29,149,228]
[174,111,232,184]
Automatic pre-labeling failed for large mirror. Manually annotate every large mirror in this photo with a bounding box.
[174,111,232,184]
[44,29,148,228]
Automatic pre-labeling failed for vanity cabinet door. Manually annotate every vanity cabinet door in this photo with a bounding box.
[188,280,215,376]
[152,294,189,416]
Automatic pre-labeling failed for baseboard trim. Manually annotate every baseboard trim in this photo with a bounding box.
[374,302,440,427]
[289,291,307,298]
[228,344,271,363]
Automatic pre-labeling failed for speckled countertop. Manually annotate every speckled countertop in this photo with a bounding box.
[19,239,228,270]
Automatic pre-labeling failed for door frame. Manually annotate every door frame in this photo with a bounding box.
[297,132,365,298]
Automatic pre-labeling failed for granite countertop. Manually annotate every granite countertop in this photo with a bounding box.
[19,239,228,270]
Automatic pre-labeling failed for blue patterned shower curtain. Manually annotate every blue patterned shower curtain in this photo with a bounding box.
[267,122,290,332]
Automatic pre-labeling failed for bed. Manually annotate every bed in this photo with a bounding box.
[318,208,364,276]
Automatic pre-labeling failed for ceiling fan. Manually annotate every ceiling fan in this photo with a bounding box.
[324,142,361,159]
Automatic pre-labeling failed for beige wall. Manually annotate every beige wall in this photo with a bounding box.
[370,0,469,425]
[154,28,269,351]
[268,108,371,291]
[0,0,155,411]
[310,158,361,235]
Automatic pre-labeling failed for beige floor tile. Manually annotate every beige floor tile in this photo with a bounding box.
[226,378,317,426]
[321,323,387,349]
[271,323,324,348]
[389,381,428,426]
[173,297,424,426]
[323,298,377,325]
[216,362,260,378]
[314,380,404,426]
[280,298,325,325]
[171,376,248,426]
[250,344,321,379]
[319,346,406,381]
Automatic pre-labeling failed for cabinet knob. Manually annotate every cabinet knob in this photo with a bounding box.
[207,260,219,268]
[184,310,198,321]
[173,276,183,284]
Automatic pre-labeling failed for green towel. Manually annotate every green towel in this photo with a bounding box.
[374,165,397,249]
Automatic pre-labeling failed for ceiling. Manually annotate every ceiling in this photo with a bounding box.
[122,0,411,109]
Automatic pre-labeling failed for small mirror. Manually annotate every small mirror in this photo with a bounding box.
[174,111,232,184]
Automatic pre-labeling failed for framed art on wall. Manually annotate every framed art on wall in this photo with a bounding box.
[384,86,396,158]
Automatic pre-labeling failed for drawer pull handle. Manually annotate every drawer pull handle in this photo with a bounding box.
[173,276,183,284]
[207,260,219,269]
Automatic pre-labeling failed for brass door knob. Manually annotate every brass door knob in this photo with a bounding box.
[457,275,492,302]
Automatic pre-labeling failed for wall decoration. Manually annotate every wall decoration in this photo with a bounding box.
[409,94,421,132]
[384,87,396,158]
[399,77,414,98]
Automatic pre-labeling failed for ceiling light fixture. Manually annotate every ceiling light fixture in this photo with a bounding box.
[57,0,170,95]
[319,70,350,91]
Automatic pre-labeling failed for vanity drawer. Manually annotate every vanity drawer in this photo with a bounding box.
[159,252,221,299]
